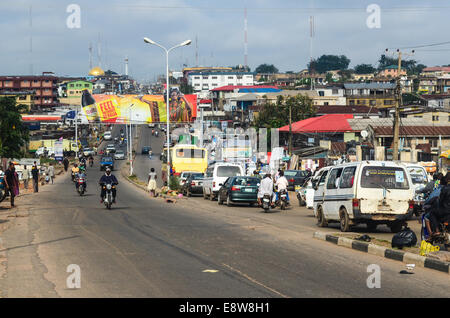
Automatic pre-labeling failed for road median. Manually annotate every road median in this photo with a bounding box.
[313,231,450,275]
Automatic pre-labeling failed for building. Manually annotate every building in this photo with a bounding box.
[420,94,450,109]
[418,66,450,94]
[59,80,93,106]
[378,65,406,78]
[344,82,396,108]
[314,85,346,105]
[351,73,375,81]
[188,71,255,98]
[0,75,59,110]
[316,105,381,118]
[0,90,35,112]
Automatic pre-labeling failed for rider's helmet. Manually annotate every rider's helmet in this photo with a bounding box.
[106,167,111,174]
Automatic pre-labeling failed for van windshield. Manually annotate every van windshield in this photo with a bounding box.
[217,166,241,177]
[361,166,409,190]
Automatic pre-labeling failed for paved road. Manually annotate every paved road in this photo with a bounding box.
[0,153,449,297]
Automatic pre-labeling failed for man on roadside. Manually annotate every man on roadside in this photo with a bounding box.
[63,156,69,172]
[4,162,19,208]
[22,165,30,190]
[48,163,55,184]
[31,161,39,193]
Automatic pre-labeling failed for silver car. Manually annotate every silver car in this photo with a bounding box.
[114,150,125,160]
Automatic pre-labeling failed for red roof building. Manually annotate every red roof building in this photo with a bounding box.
[279,114,354,133]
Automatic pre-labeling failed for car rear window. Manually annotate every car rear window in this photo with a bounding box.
[102,157,113,162]
[361,166,409,190]
[191,174,204,180]
[233,177,259,186]
[217,166,241,177]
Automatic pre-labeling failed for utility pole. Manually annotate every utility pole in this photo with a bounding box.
[386,48,414,161]
[288,102,292,156]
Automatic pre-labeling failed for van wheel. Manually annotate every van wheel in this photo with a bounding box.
[366,221,377,232]
[317,207,328,227]
[339,208,351,232]
[218,194,223,205]
[389,221,403,233]
[210,193,215,201]
[203,191,208,200]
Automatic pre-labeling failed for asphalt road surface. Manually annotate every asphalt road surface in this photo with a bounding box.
[0,146,449,297]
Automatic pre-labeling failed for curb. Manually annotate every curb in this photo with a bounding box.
[313,231,450,275]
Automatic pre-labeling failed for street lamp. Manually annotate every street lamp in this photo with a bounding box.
[143,36,191,189]
[128,103,135,176]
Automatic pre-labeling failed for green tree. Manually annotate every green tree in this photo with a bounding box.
[354,63,376,74]
[325,72,334,83]
[308,55,350,73]
[255,64,279,74]
[179,82,194,94]
[0,97,29,159]
[377,54,419,73]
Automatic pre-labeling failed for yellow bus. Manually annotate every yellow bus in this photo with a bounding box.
[162,144,208,176]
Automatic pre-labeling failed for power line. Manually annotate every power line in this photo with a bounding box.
[391,40,450,50]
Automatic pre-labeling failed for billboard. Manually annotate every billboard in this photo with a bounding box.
[81,90,197,124]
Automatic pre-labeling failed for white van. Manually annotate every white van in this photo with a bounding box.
[202,163,244,200]
[314,161,414,233]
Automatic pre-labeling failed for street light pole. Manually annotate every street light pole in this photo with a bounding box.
[129,104,135,176]
[143,37,191,190]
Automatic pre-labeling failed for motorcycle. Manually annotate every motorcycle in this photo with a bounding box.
[77,177,86,196]
[274,188,288,210]
[101,182,116,209]
[71,171,76,182]
[154,131,159,137]
[421,206,450,250]
[89,159,94,167]
[262,193,272,212]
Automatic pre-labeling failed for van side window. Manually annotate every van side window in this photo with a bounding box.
[206,167,214,178]
[327,168,343,189]
[340,167,357,189]
[319,170,328,185]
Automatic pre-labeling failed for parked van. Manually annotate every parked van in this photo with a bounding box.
[313,161,414,233]
[202,163,244,200]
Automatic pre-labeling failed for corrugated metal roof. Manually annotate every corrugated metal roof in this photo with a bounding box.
[210,85,279,91]
[374,126,450,136]
[344,83,396,90]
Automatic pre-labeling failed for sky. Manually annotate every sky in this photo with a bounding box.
[1,0,450,82]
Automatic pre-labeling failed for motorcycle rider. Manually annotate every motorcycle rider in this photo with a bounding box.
[275,170,290,205]
[258,173,274,207]
[430,172,450,236]
[99,167,118,203]
[71,163,79,181]
[75,166,87,192]
[88,155,94,167]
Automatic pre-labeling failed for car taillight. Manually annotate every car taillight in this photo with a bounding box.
[289,179,294,183]
[191,182,195,186]
[231,186,240,191]
[213,182,215,187]
[408,200,414,210]
[352,198,360,208]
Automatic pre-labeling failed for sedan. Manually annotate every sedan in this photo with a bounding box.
[284,170,311,191]
[114,150,125,160]
[141,146,152,154]
[180,173,204,197]
[82,147,95,157]
[217,176,260,207]
[106,144,116,154]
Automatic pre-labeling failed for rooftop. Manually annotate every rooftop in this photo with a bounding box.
[344,83,396,90]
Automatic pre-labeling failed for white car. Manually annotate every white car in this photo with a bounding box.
[106,144,116,154]
[114,150,125,160]
[179,171,197,186]
[202,163,244,200]
[83,147,95,157]
[35,147,55,157]
[104,131,112,140]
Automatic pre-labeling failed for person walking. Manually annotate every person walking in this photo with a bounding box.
[63,157,69,172]
[48,163,55,184]
[22,165,30,190]
[147,168,157,197]
[4,162,19,208]
[31,161,39,193]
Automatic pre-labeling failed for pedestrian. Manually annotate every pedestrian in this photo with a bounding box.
[63,157,69,172]
[4,162,19,208]
[31,161,39,193]
[147,168,157,197]
[48,163,55,184]
[22,165,30,190]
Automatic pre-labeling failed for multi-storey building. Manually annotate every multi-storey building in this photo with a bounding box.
[344,83,396,109]
[188,72,254,98]
[0,75,59,110]
[0,90,35,112]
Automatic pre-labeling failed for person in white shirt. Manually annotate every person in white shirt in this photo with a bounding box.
[258,173,274,207]
[275,170,290,203]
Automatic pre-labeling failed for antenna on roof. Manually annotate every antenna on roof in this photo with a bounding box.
[244,6,248,69]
